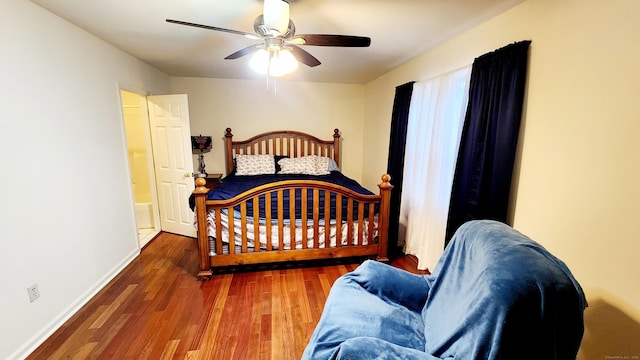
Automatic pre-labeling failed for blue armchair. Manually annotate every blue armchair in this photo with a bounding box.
[302,220,587,359]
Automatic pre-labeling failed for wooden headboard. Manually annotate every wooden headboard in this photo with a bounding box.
[224,128,341,174]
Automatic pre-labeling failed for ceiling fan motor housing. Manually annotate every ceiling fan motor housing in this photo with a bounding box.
[254,15,296,38]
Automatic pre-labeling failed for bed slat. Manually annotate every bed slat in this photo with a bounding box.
[335,194,343,248]
[215,208,223,255]
[313,189,320,249]
[253,197,260,253]
[324,192,331,247]
[301,189,308,249]
[277,190,285,250]
[228,212,236,255]
[346,199,354,245]
[265,193,273,251]
[357,202,364,246]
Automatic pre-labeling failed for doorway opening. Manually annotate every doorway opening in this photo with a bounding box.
[120,89,161,247]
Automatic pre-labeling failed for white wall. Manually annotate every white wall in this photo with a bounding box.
[0,1,171,359]
[364,0,640,356]
[170,77,366,185]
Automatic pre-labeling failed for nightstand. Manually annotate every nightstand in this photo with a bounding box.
[202,173,222,190]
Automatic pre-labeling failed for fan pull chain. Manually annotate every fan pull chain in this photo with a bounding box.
[263,54,278,96]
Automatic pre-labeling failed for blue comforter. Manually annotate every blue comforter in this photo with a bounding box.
[189,171,376,220]
[302,220,587,359]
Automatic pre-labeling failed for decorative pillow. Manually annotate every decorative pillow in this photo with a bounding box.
[278,155,334,175]
[313,156,331,175]
[235,154,276,175]
[310,155,340,175]
[278,156,317,175]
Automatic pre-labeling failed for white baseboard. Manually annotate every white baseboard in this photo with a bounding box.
[8,248,140,360]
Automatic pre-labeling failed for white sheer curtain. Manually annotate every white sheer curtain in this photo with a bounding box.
[398,65,471,271]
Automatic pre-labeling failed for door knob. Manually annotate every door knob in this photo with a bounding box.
[184,172,191,178]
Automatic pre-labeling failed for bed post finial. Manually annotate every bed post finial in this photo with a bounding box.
[380,173,391,185]
[225,128,233,138]
[194,177,208,191]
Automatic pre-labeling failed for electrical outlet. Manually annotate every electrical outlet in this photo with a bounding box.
[27,284,40,303]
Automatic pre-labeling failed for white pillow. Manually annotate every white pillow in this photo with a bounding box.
[235,154,275,175]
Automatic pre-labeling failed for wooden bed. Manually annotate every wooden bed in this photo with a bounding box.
[191,128,392,280]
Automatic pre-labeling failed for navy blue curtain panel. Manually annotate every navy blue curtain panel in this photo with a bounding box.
[445,41,531,246]
[386,81,415,254]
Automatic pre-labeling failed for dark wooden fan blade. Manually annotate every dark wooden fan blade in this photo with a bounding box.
[289,45,321,67]
[225,44,262,60]
[293,34,371,47]
[166,19,257,38]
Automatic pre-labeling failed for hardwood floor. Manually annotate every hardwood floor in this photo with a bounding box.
[27,232,426,360]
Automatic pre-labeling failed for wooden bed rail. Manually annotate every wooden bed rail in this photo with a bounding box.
[191,174,392,281]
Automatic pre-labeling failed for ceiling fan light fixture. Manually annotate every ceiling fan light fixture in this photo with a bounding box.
[249,47,298,77]
[269,48,298,77]
[249,48,270,74]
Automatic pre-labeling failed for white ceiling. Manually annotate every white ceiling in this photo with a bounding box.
[31,0,525,84]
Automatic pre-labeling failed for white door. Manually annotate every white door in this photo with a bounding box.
[147,94,196,237]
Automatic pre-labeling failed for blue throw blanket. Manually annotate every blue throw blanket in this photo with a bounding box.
[302,220,586,359]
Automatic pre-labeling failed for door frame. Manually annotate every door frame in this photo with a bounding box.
[118,86,161,247]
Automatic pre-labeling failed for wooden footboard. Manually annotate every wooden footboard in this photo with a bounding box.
[192,175,392,281]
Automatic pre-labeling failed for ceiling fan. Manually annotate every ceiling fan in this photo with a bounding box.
[166,0,371,76]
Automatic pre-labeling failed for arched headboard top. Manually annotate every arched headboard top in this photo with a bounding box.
[224,128,341,174]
